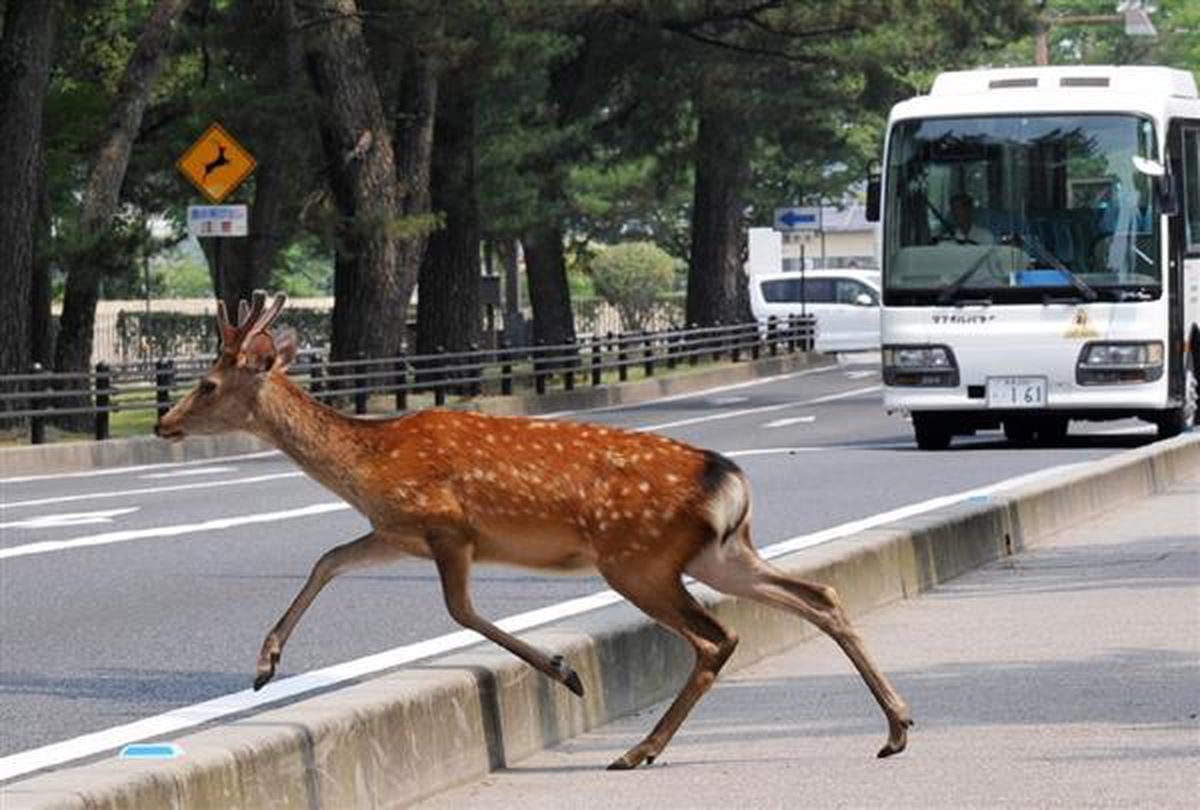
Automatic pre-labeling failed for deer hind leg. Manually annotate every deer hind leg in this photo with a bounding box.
[428,534,584,697]
[599,560,738,770]
[685,527,913,758]
[254,531,403,690]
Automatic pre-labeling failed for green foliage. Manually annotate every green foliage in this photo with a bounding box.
[589,242,678,331]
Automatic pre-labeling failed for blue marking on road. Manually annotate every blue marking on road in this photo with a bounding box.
[119,743,182,759]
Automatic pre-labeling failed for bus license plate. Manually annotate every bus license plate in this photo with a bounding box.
[987,376,1047,408]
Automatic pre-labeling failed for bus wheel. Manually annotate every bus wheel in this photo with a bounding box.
[1003,418,1036,446]
[913,413,953,450]
[1156,359,1197,439]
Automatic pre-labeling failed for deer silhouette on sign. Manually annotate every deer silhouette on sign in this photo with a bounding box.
[203,143,230,179]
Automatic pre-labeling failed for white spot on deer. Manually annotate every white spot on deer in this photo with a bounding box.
[666,473,680,484]
[389,449,401,459]
[638,481,651,493]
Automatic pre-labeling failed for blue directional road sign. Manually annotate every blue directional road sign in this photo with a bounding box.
[774,206,821,232]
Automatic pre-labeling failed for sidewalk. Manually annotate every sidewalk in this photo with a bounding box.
[420,477,1200,809]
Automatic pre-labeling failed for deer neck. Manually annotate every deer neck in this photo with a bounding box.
[251,373,368,503]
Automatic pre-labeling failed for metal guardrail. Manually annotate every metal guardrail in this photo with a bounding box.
[0,317,815,445]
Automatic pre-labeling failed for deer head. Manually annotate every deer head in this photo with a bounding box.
[154,291,298,441]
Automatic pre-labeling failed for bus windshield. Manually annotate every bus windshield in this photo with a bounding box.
[884,114,1160,304]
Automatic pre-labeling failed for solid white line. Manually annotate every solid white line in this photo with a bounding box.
[0,472,306,511]
[140,466,238,480]
[763,416,816,428]
[634,386,880,432]
[0,456,1089,782]
[0,450,282,485]
[538,364,839,419]
[0,502,350,561]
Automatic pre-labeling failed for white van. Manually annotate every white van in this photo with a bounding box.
[749,269,882,352]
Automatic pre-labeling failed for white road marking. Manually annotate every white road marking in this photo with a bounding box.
[763,415,816,428]
[0,450,282,485]
[0,472,306,511]
[0,502,350,561]
[139,466,238,480]
[845,370,876,379]
[538,364,839,419]
[0,508,139,530]
[707,395,749,405]
[0,456,1095,782]
[1090,424,1157,436]
[635,386,880,432]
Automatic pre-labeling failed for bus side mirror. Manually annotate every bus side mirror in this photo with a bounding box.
[1133,155,1178,216]
[866,173,881,223]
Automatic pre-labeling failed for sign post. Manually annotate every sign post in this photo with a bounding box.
[177,123,257,303]
[775,206,822,336]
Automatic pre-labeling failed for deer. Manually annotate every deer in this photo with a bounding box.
[154,292,912,770]
[203,143,230,178]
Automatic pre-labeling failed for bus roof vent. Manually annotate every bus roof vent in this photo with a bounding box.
[988,78,1038,89]
[1061,76,1110,88]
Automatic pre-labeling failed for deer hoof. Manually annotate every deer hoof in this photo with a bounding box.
[550,655,585,698]
[253,651,280,691]
[877,716,913,758]
[607,743,654,770]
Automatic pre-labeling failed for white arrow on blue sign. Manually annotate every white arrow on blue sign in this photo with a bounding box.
[773,206,821,232]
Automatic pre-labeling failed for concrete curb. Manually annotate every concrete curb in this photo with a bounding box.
[5,434,1197,809]
[0,353,828,478]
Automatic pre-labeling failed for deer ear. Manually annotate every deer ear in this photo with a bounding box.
[272,328,298,370]
[241,332,277,373]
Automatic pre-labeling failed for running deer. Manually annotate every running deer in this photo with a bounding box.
[155,292,912,769]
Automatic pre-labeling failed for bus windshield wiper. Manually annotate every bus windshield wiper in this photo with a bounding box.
[936,238,1009,304]
[1010,232,1098,302]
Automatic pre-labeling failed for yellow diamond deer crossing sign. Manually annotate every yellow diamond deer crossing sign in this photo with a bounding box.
[176,122,256,204]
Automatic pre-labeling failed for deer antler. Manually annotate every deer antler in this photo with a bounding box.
[216,291,286,355]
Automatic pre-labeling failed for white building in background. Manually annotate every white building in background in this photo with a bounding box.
[747,203,878,276]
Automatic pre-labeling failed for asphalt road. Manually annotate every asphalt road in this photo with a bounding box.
[0,357,1162,759]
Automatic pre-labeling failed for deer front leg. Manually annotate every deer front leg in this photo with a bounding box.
[254,531,403,690]
[428,533,584,697]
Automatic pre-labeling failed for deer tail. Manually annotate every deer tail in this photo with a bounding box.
[700,450,750,545]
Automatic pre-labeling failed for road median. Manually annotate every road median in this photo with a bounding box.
[4,432,1197,809]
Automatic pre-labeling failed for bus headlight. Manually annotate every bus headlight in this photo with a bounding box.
[1076,341,1164,385]
[883,344,959,387]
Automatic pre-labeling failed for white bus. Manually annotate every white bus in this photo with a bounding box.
[869,66,1200,449]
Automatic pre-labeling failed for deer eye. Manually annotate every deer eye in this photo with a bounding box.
[198,380,217,396]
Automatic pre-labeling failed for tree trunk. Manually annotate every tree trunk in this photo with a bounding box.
[416,68,480,358]
[0,0,58,395]
[31,144,54,368]
[686,81,752,328]
[394,50,438,282]
[522,222,576,350]
[300,0,405,362]
[55,0,187,386]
